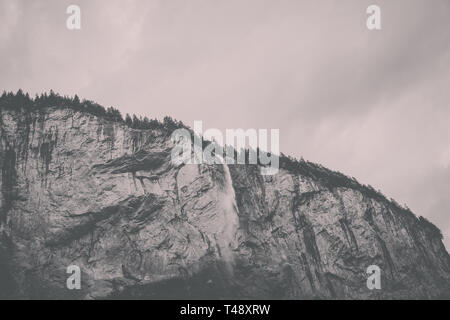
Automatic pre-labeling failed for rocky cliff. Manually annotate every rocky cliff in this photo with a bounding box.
[1,102,449,299]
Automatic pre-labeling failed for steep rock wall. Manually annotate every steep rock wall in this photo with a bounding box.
[0,106,449,299]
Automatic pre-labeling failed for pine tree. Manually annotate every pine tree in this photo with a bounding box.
[125,114,132,126]
[132,115,139,128]
[73,95,80,105]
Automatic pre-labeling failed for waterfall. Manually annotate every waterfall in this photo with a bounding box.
[216,163,239,270]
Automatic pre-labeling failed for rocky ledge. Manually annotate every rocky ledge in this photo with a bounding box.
[0,101,449,299]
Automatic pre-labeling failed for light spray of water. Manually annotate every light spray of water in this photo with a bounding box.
[216,163,239,273]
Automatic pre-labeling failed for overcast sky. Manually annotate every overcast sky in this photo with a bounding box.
[1,0,450,248]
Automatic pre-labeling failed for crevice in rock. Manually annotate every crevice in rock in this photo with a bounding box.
[1,145,17,223]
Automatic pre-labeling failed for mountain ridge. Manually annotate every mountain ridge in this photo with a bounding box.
[0,90,443,239]
[0,91,449,299]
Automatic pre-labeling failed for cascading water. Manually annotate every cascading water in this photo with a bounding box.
[216,163,239,271]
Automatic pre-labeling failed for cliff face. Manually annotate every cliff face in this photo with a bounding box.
[0,105,449,299]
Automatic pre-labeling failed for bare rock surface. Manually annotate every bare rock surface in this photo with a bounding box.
[1,106,449,299]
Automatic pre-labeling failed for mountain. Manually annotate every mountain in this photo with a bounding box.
[0,92,449,299]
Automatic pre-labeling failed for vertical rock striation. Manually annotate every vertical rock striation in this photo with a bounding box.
[0,105,449,299]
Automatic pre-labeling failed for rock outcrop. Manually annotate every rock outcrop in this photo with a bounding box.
[1,104,449,299]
